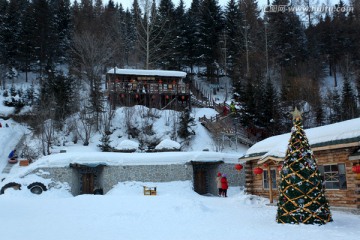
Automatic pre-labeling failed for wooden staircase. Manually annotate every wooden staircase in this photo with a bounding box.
[198,112,257,147]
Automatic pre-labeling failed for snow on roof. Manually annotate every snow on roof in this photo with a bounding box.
[155,139,181,150]
[107,68,187,78]
[16,151,242,177]
[243,118,360,160]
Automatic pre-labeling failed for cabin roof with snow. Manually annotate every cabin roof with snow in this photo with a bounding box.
[241,118,360,162]
[107,68,187,78]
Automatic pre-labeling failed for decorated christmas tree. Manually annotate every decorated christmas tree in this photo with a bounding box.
[276,108,332,225]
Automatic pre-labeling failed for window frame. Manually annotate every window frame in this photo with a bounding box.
[263,169,277,190]
[318,163,347,190]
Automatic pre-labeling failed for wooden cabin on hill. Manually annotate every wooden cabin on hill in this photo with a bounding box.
[240,118,360,213]
[106,68,190,110]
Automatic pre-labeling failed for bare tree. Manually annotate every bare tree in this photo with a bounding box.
[124,106,136,139]
[101,100,115,135]
[135,0,170,69]
[71,30,117,129]
[76,99,96,146]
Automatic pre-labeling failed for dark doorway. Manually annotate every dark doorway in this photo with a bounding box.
[191,161,223,196]
[70,163,106,195]
[81,173,94,194]
[194,170,207,194]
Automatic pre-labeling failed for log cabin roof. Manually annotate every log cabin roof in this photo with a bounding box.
[107,68,187,78]
[240,118,360,161]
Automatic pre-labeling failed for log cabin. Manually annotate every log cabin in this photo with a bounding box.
[106,68,190,110]
[240,118,360,213]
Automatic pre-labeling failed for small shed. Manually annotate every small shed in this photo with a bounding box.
[106,68,190,110]
[240,118,360,212]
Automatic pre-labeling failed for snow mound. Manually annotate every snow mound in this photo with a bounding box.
[115,140,139,151]
[155,139,181,151]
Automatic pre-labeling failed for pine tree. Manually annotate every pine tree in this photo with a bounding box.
[177,107,196,140]
[224,0,243,79]
[199,0,223,82]
[183,0,202,73]
[97,133,113,152]
[341,77,358,120]
[276,108,332,225]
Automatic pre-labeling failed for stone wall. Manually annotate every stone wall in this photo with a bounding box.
[28,162,246,196]
[101,164,194,193]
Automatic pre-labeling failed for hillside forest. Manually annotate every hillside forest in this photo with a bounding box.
[0,0,360,144]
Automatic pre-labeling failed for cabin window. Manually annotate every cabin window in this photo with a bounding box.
[318,164,347,190]
[263,169,277,189]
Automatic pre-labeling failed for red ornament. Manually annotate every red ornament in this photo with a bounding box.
[253,167,263,175]
[352,165,360,174]
[181,96,185,100]
[165,95,169,99]
[121,94,125,98]
[277,165,283,172]
[235,164,243,171]
[135,94,139,99]
[263,163,268,168]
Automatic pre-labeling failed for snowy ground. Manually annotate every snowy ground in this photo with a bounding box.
[1,181,360,240]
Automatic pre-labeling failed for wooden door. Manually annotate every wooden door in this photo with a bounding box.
[194,170,207,194]
[81,173,94,194]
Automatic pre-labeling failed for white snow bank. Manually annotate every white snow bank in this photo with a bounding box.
[115,140,139,150]
[155,139,181,150]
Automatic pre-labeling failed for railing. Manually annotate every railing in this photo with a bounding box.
[108,82,190,95]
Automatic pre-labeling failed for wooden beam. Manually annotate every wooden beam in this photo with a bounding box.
[268,165,273,204]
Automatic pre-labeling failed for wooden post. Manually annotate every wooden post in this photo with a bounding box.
[268,165,273,203]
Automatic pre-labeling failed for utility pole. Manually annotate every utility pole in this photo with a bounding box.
[243,20,250,78]
[264,20,269,80]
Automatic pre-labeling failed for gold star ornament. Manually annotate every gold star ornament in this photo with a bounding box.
[291,107,302,120]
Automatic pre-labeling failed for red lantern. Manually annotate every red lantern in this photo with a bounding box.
[253,167,263,175]
[121,94,125,98]
[263,163,268,168]
[235,164,243,171]
[135,94,139,99]
[352,165,360,174]
[277,165,283,172]
[165,95,169,99]
[181,96,185,100]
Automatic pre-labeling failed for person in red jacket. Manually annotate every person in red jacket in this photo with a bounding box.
[221,174,229,197]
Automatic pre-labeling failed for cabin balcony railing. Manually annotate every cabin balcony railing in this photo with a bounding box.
[108,82,190,95]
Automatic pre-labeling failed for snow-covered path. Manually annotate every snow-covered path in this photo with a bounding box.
[1,181,359,240]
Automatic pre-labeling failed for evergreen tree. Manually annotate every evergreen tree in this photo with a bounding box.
[224,0,243,79]
[1,0,28,67]
[199,0,223,82]
[183,0,202,72]
[39,69,77,127]
[267,0,307,71]
[341,77,358,120]
[153,0,176,69]
[261,78,281,136]
[177,107,196,140]
[276,108,332,225]
[97,133,113,152]
[172,0,187,70]
[326,89,342,124]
